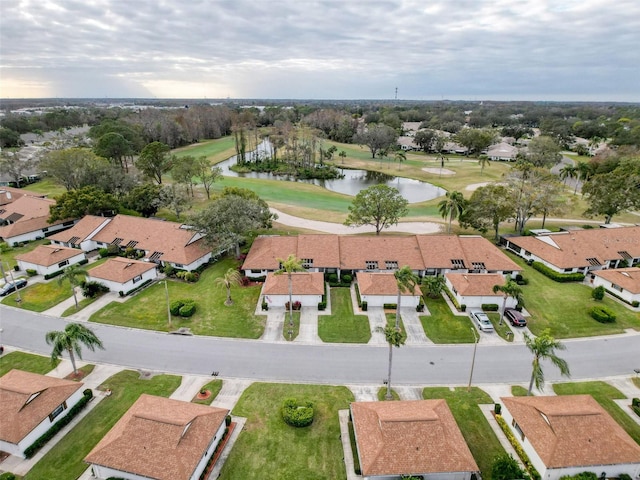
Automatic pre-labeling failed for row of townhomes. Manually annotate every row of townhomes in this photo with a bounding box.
[2,370,639,479]
[504,225,640,304]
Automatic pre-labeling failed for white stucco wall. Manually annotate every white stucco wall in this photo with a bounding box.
[360,294,420,308]
[455,294,517,310]
[174,252,212,272]
[18,252,86,276]
[592,275,639,304]
[87,267,157,293]
[263,293,322,307]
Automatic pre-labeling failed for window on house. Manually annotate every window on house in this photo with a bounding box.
[365,261,378,270]
[451,259,465,269]
[174,264,183,268]
[424,269,436,276]
[42,227,49,233]
[133,275,143,284]
[563,268,573,273]
[26,391,42,405]
[524,250,531,256]
[63,220,74,226]
[251,269,262,274]
[385,261,398,270]
[471,262,486,270]
[512,419,525,441]
[49,402,67,422]
[301,258,313,268]
[58,260,69,268]
[612,284,623,292]
[586,258,601,266]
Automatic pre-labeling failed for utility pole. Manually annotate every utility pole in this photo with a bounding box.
[394,87,398,100]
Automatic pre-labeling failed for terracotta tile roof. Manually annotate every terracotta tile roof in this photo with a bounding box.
[87,257,157,283]
[242,235,299,271]
[85,394,229,480]
[0,187,43,206]
[417,235,521,271]
[0,195,54,221]
[297,234,340,267]
[339,236,424,270]
[508,226,640,269]
[351,400,478,477]
[15,244,84,267]
[263,272,325,295]
[0,370,84,444]
[593,267,640,294]
[49,215,109,244]
[445,273,505,296]
[356,272,422,296]
[501,395,640,469]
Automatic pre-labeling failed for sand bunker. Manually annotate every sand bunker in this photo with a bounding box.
[465,182,492,191]
[422,167,456,175]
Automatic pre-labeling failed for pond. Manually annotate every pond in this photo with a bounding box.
[217,140,445,203]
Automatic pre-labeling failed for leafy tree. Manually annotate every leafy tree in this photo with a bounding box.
[414,129,439,153]
[491,453,527,480]
[93,132,133,172]
[459,184,513,242]
[438,190,466,234]
[191,194,275,257]
[422,275,446,298]
[158,183,191,220]
[454,128,497,156]
[214,268,243,306]
[136,142,172,184]
[275,254,305,330]
[353,123,398,159]
[123,183,163,217]
[195,156,222,200]
[524,136,563,168]
[40,148,111,191]
[49,186,120,222]
[492,276,523,325]
[0,151,35,187]
[394,266,419,329]
[45,323,104,375]
[171,155,199,196]
[582,158,640,224]
[58,264,88,310]
[0,127,23,148]
[536,178,568,229]
[506,163,559,234]
[344,185,409,235]
[524,329,570,395]
[378,324,406,400]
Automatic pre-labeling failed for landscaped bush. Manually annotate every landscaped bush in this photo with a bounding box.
[354,283,362,306]
[23,388,93,458]
[170,299,186,315]
[618,474,632,480]
[82,281,109,298]
[163,265,176,277]
[44,269,64,280]
[383,303,397,310]
[262,300,268,311]
[494,403,501,414]
[281,397,314,428]
[318,301,327,310]
[559,473,598,480]
[591,285,605,301]
[0,473,16,480]
[179,301,196,317]
[589,305,616,323]
[285,301,302,311]
[416,301,424,312]
[361,301,367,311]
[328,273,338,283]
[632,398,640,418]
[26,269,37,277]
[443,286,463,311]
[633,300,640,307]
[531,261,585,282]
[98,244,119,258]
[482,303,499,311]
[495,414,540,480]
[342,274,352,283]
[124,279,152,296]
[176,271,199,283]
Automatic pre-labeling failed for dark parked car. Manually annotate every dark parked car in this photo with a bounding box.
[0,279,28,296]
[504,308,527,327]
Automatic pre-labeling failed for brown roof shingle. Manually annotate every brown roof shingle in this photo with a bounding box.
[502,395,640,469]
[445,273,505,296]
[351,400,478,476]
[263,272,325,295]
[49,215,109,244]
[356,272,422,296]
[417,235,521,271]
[0,370,84,444]
[87,257,157,283]
[15,244,84,267]
[339,236,424,270]
[85,394,229,480]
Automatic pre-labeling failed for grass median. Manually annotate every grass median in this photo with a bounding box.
[318,287,371,343]
[420,296,475,343]
[1,278,73,312]
[0,351,59,376]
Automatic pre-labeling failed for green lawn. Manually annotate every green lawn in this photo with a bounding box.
[219,383,353,480]
[1,278,73,312]
[488,312,514,342]
[0,238,50,269]
[23,370,181,480]
[61,295,101,317]
[318,288,371,343]
[511,385,528,396]
[192,379,223,405]
[90,258,265,338]
[422,387,505,479]
[377,387,400,400]
[0,351,59,376]
[506,253,640,338]
[282,311,301,341]
[22,178,67,198]
[420,296,476,343]
[553,381,640,444]
[172,136,237,164]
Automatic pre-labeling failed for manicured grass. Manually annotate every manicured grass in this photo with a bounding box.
[553,381,640,444]
[318,288,371,343]
[488,312,514,342]
[422,387,505,479]
[420,296,475,343]
[23,370,181,480]
[173,136,236,164]
[219,383,354,480]
[90,258,265,338]
[192,379,223,405]
[22,178,67,198]
[282,311,301,341]
[61,295,102,317]
[0,351,59,376]
[511,385,528,396]
[1,278,73,312]
[633,377,640,389]
[377,387,400,400]
[66,364,95,380]
[0,238,49,269]
[506,253,640,338]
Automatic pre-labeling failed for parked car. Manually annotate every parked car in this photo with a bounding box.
[470,310,494,332]
[0,279,27,296]
[504,308,527,327]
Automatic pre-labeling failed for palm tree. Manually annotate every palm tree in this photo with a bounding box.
[394,266,418,328]
[559,164,578,193]
[394,150,406,170]
[339,150,347,164]
[275,254,305,328]
[492,276,523,325]
[524,329,570,395]
[58,264,87,310]
[478,156,491,175]
[378,324,406,400]
[46,323,104,375]
[214,268,243,306]
[576,162,594,195]
[438,190,466,234]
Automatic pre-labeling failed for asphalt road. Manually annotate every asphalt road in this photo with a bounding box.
[1,306,639,386]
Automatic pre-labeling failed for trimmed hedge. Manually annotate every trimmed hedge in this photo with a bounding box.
[383,303,397,310]
[24,389,93,458]
[531,261,585,282]
[591,285,605,301]
[589,305,616,323]
[495,414,540,480]
[179,302,196,317]
[171,299,197,317]
[281,398,314,428]
[44,269,64,280]
[124,278,152,296]
[482,303,499,311]
[318,301,327,310]
[361,301,367,311]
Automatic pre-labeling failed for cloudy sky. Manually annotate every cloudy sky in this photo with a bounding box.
[1,0,639,101]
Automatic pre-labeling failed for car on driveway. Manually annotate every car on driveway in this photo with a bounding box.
[0,279,27,296]
[470,310,494,332]
[504,308,527,327]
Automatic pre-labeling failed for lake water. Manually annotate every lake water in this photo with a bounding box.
[218,140,445,203]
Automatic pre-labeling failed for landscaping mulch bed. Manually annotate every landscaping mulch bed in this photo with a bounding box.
[201,422,236,478]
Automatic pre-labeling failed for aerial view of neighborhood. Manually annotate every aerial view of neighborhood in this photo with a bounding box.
[0,1,639,480]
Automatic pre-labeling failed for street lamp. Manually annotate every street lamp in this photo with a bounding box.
[164,280,171,328]
[467,326,479,392]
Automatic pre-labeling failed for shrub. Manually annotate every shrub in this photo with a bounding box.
[342,274,352,283]
[328,273,338,283]
[0,241,9,253]
[632,398,640,407]
[179,302,196,317]
[170,299,186,316]
[0,473,16,480]
[633,300,639,307]
[361,301,367,311]
[460,304,467,312]
[494,403,501,414]
[262,301,268,311]
[281,398,314,428]
[589,305,616,323]
[416,302,424,312]
[225,414,232,426]
[383,303,397,310]
[26,269,37,277]
[491,453,526,480]
[591,285,605,301]
[44,269,64,280]
[124,279,152,296]
[482,303,499,311]
[618,475,632,480]
[82,281,109,298]
[495,415,540,480]
[285,301,301,311]
[531,261,585,282]
[163,265,176,277]
[318,301,327,311]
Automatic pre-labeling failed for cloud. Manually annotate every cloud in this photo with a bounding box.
[1,0,639,100]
